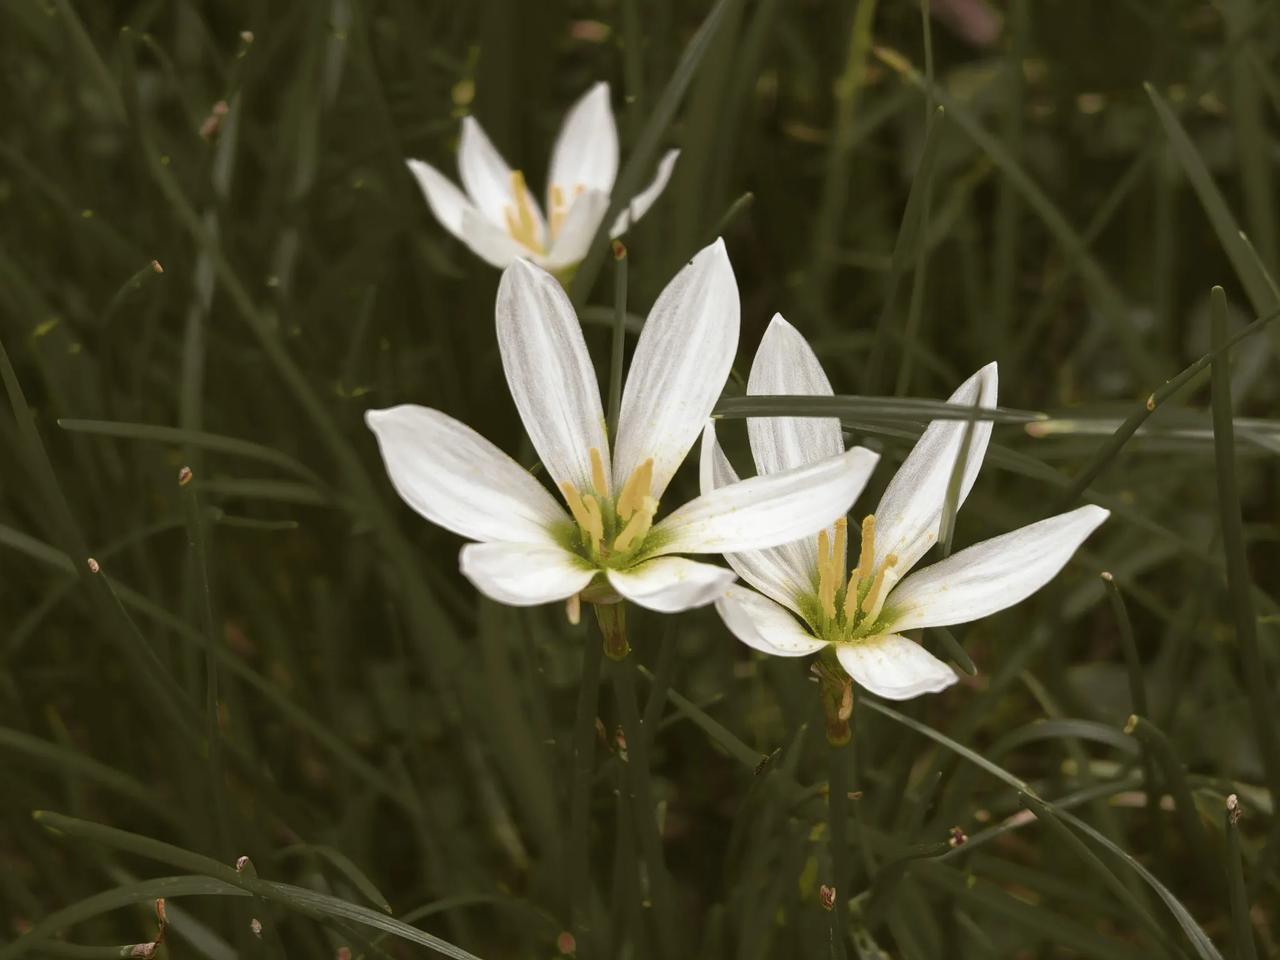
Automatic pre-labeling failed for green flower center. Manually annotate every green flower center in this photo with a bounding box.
[555,448,667,571]
[796,514,899,642]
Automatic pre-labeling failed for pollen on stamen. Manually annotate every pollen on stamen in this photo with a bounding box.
[503,170,543,252]
[860,553,898,620]
[613,496,657,551]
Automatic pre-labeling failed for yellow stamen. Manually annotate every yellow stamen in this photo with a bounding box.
[832,518,847,577]
[613,496,657,552]
[616,458,654,521]
[858,515,876,578]
[561,482,603,549]
[816,529,835,619]
[590,447,609,498]
[842,566,862,620]
[860,553,898,621]
[503,170,542,252]
[583,496,605,545]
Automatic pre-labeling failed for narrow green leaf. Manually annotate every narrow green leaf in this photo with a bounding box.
[713,394,1042,424]
[1223,796,1259,960]
[275,845,393,914]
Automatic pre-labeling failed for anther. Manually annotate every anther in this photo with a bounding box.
[857,515,876,576]
[613,495,657,551]
[832,518,847,576]
[860,553,898,621]
[617,458,654,521]
[589,447,609,497]
[583,497,605,545]
[561,482,598,546]
[842,566,861,620]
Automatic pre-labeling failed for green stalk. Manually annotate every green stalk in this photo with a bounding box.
[828,741,851,960]
[567,620,605,952]
[1223,796,1259,960]
[612,655,677,958]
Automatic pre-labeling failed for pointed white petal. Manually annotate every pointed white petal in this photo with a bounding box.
[496,260,610,494]
[548,82,619,198]
[609,148,681,237]
[655,445,880,555]
[405,159,472,238]
[613,238,739,499]
[460,542,595,606]
[365,405,565,544]
[698,421,816,611]
[886,505,1109,632]
[716,585,828,657]
[836,635,958,700]
[540,189,610,272]
[872,362,998,574]
[746,314,844,476]
[459,207,525,267]
[606,557,736,613]
[458,116,547,244]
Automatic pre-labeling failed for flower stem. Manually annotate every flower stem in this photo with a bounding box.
[828,737,851,960]
[612,653,677,958]
[607,241,628,439]
[567,618,605,952]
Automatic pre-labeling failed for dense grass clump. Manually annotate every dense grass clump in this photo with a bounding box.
[1,1,1277,957]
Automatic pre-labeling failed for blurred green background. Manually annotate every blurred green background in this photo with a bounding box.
[1,0,1278,957]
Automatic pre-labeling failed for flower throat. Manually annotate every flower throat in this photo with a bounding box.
[806,515,898,640]
[559,448,658,566]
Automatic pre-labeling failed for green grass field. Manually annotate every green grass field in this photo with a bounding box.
[1,1,1278,957]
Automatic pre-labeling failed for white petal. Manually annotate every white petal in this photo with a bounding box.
[716,585,827,657]
[548,82,619,198]
[836,635,958,700]
[405,159,471,238]
[698,421,817,612]
[540,189,610,272]
[458,116,547,244]
[613,238,739,499]
[460,541,595,606]
[459,207,525,267]
[746,314,844,477]
[365,405,565,544]
[495,259,610,495]
[886,505,1110,632]
[655,445,880,555]
[872,362,998,574]
[607,557,736,613]
[610,148,680,237]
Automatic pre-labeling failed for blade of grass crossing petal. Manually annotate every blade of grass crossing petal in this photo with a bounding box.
[938,392,980,558]
[1146,88,1280,318]
[713,394,1042,424]
[570,0,746,304]
[1223,798,1259,960]
[864,105,945,392]
[1210,287,1280,801]
[860,700,1225,960]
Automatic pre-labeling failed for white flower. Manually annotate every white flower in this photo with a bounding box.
[366,241,879,615]
[405,82,679,273]
[704,316,1109,699]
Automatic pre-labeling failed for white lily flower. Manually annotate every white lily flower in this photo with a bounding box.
[405,82,680,273]
[366,241,878,615]
[704,316,1109,699]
